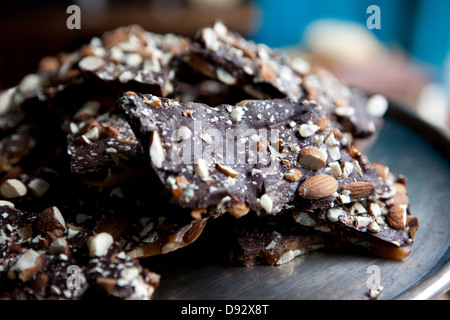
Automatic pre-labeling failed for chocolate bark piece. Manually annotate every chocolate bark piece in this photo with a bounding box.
[301,68,386,140]
[66,108,148,187]
[119,92,388,218]
[228,213,339,266]
[289,168,418,260]
[0,75,49,134]
[0,124,38,174]
[39,25,189,99]
[187,21,386,142]
[0,204,160,300]
[186,21,303,100]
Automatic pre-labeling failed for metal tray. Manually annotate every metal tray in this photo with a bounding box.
[142,100,450,300]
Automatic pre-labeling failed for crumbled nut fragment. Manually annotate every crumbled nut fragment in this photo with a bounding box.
[368,202,382,217]
[298,123,319,137]
[284,168,302,182]
[144,96,163,108]
[217,68,237,85]
[194,158,209,178]
[87,232,114,257]
[27,178,50,198]
[217,164,239,178]
[258,194,273,213]
[368,221,381,233]
[84,126,100,141]
[327,207,344,222]
[0,179,27,198]
[48,237,69,255]
[149,131,165,169]
[349,202,367,215]
[174,126,192,142]
[366,94,388,117]
[293,212,316,226]
[230,106,245,123]
[334,105,355,117]
[329,161,342,178]
[355,216,372,229]
[314,117,330,133]
[78,55,105,71]
[7,249,43,281]
[36,206,66,234]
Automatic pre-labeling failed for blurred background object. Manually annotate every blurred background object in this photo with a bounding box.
[0,0,448,132]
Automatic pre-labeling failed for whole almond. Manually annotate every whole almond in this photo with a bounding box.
[314,117,330,133]
[298,174,338,199]
[298,147,326,170]
[341,181,375,198]
[386,205,407,230]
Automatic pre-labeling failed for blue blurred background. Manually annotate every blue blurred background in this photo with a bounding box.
[250,0,449,83]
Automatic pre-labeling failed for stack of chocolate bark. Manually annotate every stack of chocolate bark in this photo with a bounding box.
[0,21,418,300]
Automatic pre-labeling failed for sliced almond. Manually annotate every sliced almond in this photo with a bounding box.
[298,174,338,199]
[235,99,261,107]
[144,96,163,108]
[217,164,239,178]
[298,147,326,170]
[341,181,375,199]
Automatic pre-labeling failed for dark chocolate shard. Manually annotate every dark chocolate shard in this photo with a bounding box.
[119,92,388,218]
[66,108,148,187]
[0,205,160,300]
[187,21,386,142]
[187,21,303,100]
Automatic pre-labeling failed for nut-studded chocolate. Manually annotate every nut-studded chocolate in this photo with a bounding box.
[119,93,388,218]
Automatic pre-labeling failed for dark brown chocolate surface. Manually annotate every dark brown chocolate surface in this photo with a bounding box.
[119,93,388,218]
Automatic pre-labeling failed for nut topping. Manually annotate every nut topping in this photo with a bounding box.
[341,181,375,199]
[298,147,326,170]
[386,205,407,230]
[0,179,27,198]
[87,232,114,257]
[284,168,302,182]
[298,174,338,199]
[36,206,66,234]
[7,249,43,282]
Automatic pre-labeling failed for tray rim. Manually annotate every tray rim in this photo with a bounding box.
[384,99,450,300]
